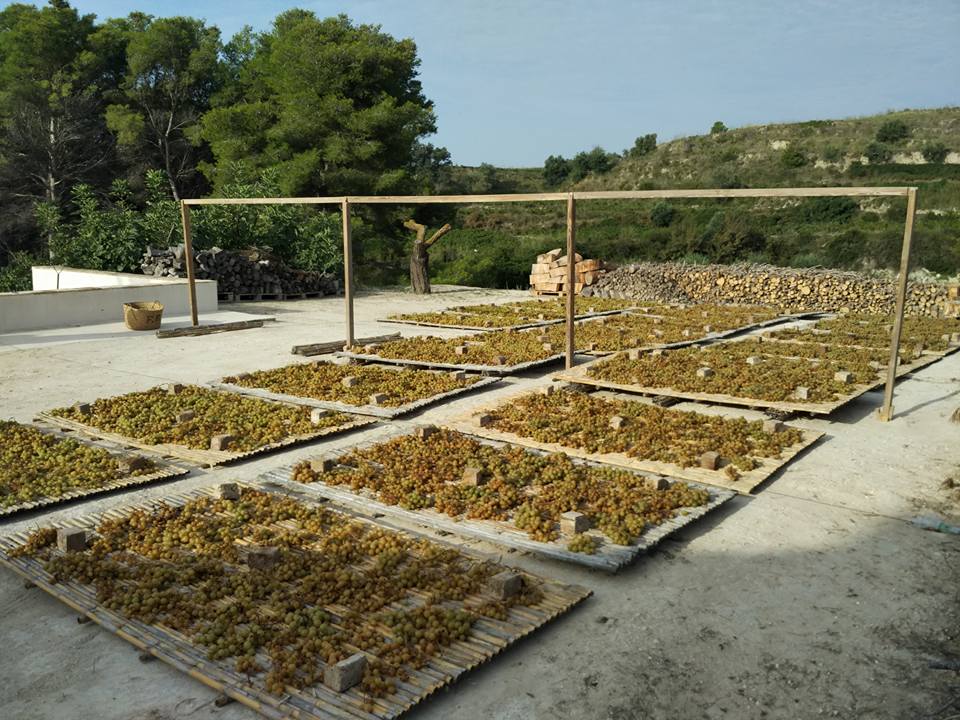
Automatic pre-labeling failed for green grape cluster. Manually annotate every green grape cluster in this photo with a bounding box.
[486,388,803,472]
[0,420,155,508]
[50,386,352,451]
[291,429,711,546]
[224,362,479,406]
[14,488,544,701]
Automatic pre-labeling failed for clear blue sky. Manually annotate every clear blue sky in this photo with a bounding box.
[67,0,960,167]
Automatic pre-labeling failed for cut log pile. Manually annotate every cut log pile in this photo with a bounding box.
[141,246,339,299]
[583,261,957,317]
[529,248,606,295]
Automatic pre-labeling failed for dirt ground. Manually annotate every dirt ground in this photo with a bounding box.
[1,287,958,720]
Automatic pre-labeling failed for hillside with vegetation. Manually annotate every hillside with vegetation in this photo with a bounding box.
[430,109,960,289]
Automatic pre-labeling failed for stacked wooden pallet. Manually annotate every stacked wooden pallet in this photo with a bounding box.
[529,248,605,295]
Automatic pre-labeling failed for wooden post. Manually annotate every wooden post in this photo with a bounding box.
[179,202,199,327]
[341,198,355,348]
[878,187,917,422]
[565,193,576,369]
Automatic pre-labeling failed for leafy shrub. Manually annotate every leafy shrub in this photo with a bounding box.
[543,155,570,187]
[0,251,35,292]
[710,121,728,135]
[629,134,657,157]
[780,146,808,168]
[821,145,843,162]
[864,142,892,164]
[650,201,676,227]
[800,196,859,223]
[922,142,949,164]
[876,119,909,143]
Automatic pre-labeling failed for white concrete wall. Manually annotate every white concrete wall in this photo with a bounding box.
[1,267,217,333]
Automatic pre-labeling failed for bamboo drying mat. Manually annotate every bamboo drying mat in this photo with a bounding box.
[261,435,736,572]
[36,411,376,468]
[0,424,189,517]
[443,389,824,495]
[554,351,940,415]
[334,351,565,376]
[0,485,591,720]
[208,372,501,420]
[378,307,629,332]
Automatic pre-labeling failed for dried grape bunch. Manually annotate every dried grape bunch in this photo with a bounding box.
[587,342,873,403]
[483,388,803,472]
[389,297,639,327]
[349,326,565,365]
[13,488,545,700]
[0,420,155,508]
[567,534,598,554]
[50,386,352,451]
[770,313,960,352]
[292,429,711,546]
[224,362,480,407]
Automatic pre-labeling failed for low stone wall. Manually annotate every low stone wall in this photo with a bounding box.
[583,262,955,317]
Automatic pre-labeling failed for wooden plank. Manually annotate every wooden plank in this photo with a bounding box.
[0,484,591,720]
[565,193,576,370]
[342,198,355,348]
[156,319,265,339]
[208,374,501,419]
[37,410,376,468]
[180,202,198,327]
[292,333,402,357]
[442,388,824,495]
[879,186,918,422]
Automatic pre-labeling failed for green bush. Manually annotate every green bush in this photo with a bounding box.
[650,201,676,227]
[876,119,909,143]
[864,142,892,164]
[0,252,35,292]
[710,121,728,135]
[922,142,949,164]
[800,196,859,223]
[780,146,808,168]
[543,155,570,187]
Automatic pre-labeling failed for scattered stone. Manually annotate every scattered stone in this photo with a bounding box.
[699,451,720,470]
[608,415,627,430]
[762,420,786,434]
[73,402,91,416]
[324,653,367,693]
[368,393,388,406]
[210,434,234,452]
[166,383,184,396]
[415,425,438,439]
[560,511,590,536]
[477,414,494,427]
[310,458,336,473]
[794,386,810,400]
[461,466,488,487]
[696,367,715,379]
[745,356,763,366]
[539,384,555,396]
[117,456,152,474]
[454,345,469,356]
[627,349,642,360]
[492,355,508,365]
[175,410,196,424]
[218,483,240,500]
[646,476,671,491]
[246,546,280,571]
[449,370,467,381]
[57,528,87,553]
[341,376,358,388]
[833,371,854,384]
[489,571,523,600]
[311,408,332,424]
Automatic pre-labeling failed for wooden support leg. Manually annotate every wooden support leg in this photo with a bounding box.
[342,198,354,348]
[180,202,199,327]
[878,187,917,422]
[565,193,576,369]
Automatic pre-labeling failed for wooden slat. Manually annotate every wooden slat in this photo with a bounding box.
[292,333,401,357]
[156,319,265,339]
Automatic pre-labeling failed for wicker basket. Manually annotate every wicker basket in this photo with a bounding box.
[123,301,164,331]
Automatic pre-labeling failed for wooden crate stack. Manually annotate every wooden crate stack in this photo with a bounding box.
[529,248,605,295]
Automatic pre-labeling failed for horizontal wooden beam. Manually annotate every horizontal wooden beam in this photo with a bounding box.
[182,186,915,208]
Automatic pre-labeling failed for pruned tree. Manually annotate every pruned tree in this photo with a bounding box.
[404,219,450,294]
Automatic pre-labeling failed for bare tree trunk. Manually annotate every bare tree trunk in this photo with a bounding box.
[410,241,431,294]
[404,219,451,295]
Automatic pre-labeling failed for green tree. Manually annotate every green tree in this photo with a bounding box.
[629,133,657,157]
[875,119,909,143]
[569,146,616,181]
[650,201,676,227]
[921,142,949,163]
[105,15,223,199]
[710,121,728,134]
[780,146,808,168]
[543,155,570,186]
[200,12,436,197]
[864,141,892,164]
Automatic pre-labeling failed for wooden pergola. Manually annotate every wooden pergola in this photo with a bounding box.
[180,185,918,421]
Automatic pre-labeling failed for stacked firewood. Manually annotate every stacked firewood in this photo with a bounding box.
[584,261,957,317]
[140,246,339,298]
[529,248,606,295]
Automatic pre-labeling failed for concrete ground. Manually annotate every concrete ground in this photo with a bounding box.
[1,287,958,720]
